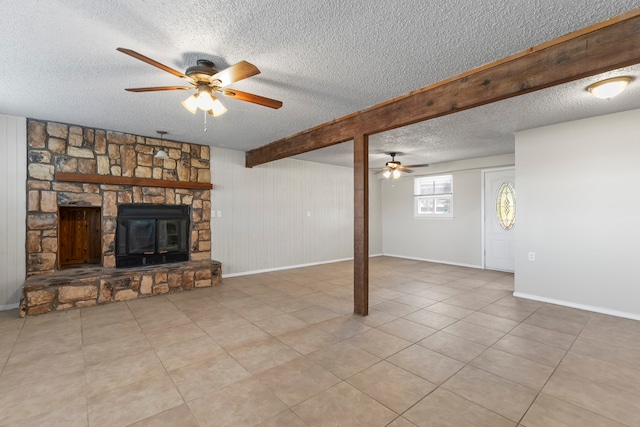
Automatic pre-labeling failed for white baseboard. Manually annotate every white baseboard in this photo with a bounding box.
[223,257,353,278]
[513,292,640,321]
[0,303,19,312]
[223,254,384,278]
[382,253,483,270]
[221,253,389,278]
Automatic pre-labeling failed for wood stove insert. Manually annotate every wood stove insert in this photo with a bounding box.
[116,204,190,268]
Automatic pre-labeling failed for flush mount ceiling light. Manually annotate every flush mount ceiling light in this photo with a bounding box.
[587,76,633,99]
[154,131,169,159]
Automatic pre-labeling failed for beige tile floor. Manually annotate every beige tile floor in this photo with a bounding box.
[1,256,640,426]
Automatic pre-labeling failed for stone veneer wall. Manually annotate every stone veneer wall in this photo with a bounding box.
[26,119,212,275]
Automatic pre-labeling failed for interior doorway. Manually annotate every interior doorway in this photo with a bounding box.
[483,168,515,272]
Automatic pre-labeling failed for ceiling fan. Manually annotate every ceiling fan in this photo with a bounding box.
[117,48,282,117]
[375,152,429,179]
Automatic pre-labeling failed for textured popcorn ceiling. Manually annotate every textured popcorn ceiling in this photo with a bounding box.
[1,1,639,169]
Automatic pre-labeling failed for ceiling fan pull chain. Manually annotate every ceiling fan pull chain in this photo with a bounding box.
[203,109,208,132]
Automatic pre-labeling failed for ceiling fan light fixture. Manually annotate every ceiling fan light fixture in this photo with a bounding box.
[587,76,633,99]
[210,96,227,116]
[383,170,392,179]
[182,95,198,114]
[195,89,216,111]
[183,86,227,117]
[392,169,402,179]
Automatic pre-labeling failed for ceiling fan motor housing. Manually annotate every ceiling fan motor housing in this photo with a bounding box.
[385,152,401,168]
[185,59,218,82]
[386,160,401,169]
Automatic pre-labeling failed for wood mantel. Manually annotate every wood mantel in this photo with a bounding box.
[55,172,213,190]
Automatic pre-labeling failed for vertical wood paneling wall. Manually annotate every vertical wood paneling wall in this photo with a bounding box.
[0,115,27,309]
[211,147,357,275]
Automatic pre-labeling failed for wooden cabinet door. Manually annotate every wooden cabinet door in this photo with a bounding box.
[58,207,101,268]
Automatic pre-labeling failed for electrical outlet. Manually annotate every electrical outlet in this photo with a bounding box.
[307,211,311,217]
[528,252,535,261]
[217,210,222,217]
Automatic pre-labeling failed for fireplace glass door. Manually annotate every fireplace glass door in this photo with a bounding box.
[116,204,190,268]
[157,219,188,253]
[129,219,156,254]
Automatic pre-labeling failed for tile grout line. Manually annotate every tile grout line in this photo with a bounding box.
[0,315,27,378]
[378,278,520,425]
[79,307,91,427]
[513,307,599,426]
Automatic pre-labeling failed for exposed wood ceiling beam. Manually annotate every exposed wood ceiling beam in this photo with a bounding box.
[246,9,640,168]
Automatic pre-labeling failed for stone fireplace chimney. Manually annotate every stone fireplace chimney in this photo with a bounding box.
[26,120,213,275]
[21,120,221,316]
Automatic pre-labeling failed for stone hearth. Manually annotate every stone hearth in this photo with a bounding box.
[20,260,221,316]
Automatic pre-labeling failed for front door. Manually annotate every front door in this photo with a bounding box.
[484,168,515,272]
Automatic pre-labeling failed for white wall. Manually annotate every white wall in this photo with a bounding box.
[381,154,515,267]
[515,109,640,319]
[0,115,27,309]
[211,147,370,275]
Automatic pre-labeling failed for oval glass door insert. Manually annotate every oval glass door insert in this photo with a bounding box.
[496,182,516,230]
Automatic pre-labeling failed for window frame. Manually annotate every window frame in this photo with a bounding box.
[413,174,454,219]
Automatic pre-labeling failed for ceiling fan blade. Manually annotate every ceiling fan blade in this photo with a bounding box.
[222,89,283,109]
[403,163,430,169]
[209,61,260,87]
[117,47,189,79]
[124,86,192,92]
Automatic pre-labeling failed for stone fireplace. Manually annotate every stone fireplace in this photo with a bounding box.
[20,120,221,316]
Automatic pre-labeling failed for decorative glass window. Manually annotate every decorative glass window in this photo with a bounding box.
[496,181,515,230]
[414,175,453,218]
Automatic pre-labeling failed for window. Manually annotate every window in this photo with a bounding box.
[414,175,453,218]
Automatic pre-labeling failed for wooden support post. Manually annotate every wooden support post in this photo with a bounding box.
[353,134,369,315]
